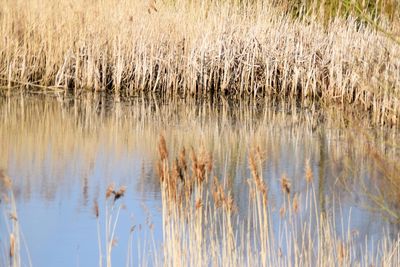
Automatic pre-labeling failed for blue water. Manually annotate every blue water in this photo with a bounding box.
[0,97,398,266]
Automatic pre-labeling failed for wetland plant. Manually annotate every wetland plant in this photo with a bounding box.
[94,184,126,267]
[0,0,399,126]
[0,170,31,267]
[156,135,400,266]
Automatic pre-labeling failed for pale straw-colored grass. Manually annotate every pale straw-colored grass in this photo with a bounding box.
[0,0,399,126]
[156,136,400,266]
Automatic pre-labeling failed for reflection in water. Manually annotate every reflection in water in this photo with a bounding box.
[0,95,399,266]
[318,128,326,215]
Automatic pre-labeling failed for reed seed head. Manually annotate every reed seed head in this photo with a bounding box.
[279,206,286,218]
[147,0,157,14]
[280,175,291,195]
[93,200,99,218]
[293,194,299,213]
[179,148,187,172]
[224,194,236,213]
[337,241,346,264]
[106,184,114,199]
[248,152,260,183]
[158,135,168,161]
[9,233,15,258]
[114,186,126,201]
[195,198,203,210]
[305,159,313,184]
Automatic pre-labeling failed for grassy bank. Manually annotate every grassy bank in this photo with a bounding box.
[0,0,399,125]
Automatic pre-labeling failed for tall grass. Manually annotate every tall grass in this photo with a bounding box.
[0,96,399,265]
[278,0,399,24]
[0,170,31,267]
[156,135,400,266]
[0,0,399,126]
[93,184,126,267]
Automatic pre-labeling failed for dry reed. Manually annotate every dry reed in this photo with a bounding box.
[0,170,30,267]
[0,0,399,126]
[156,137,400,266]
[93,183,127,267]
[0,96,399,265]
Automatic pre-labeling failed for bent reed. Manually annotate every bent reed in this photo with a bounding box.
[0,0,399,126]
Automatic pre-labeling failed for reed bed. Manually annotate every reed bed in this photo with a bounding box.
[156,135,400,266]
[0,0,399,126]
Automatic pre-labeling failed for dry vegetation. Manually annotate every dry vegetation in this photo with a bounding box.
[156,135,400,266]
[0,96,399,266]
[94,184,127,267]
[0,170,28,267]
[0,0,399,126]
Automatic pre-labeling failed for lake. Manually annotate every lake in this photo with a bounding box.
[0,94,398,266]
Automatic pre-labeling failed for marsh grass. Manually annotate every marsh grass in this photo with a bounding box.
[0,170,20,267]
[156,136,400,266]
[93,184,127,267]
[0,95,399,265]
[0,0,399,126]
[279,0,399,24]
[0,170,31,267]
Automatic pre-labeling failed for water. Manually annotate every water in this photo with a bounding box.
[0,95,398,266]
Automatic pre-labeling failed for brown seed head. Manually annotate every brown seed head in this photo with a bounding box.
[305,160,313,184]
[158,135,168,161]
[224,194,236,213]
[280,175,291,195]
[195,162,206,184]
[106,184,114,199]
[337,241,346,263]
[147,0,158,14]
[195,198,203,210]
[259,181,268,205]
[172,159,181,182]
[190,147,198,173]
[279,206,286,218]
[293,194,299,213]
[248,153,260,183]
[114,186,126,201]
[157,161,164,182]
[93,200,99,218]
[9,233,15,258]
[205,151,213,173]
[179,148,187,172]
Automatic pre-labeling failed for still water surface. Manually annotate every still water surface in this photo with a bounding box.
[0,95,398,266]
